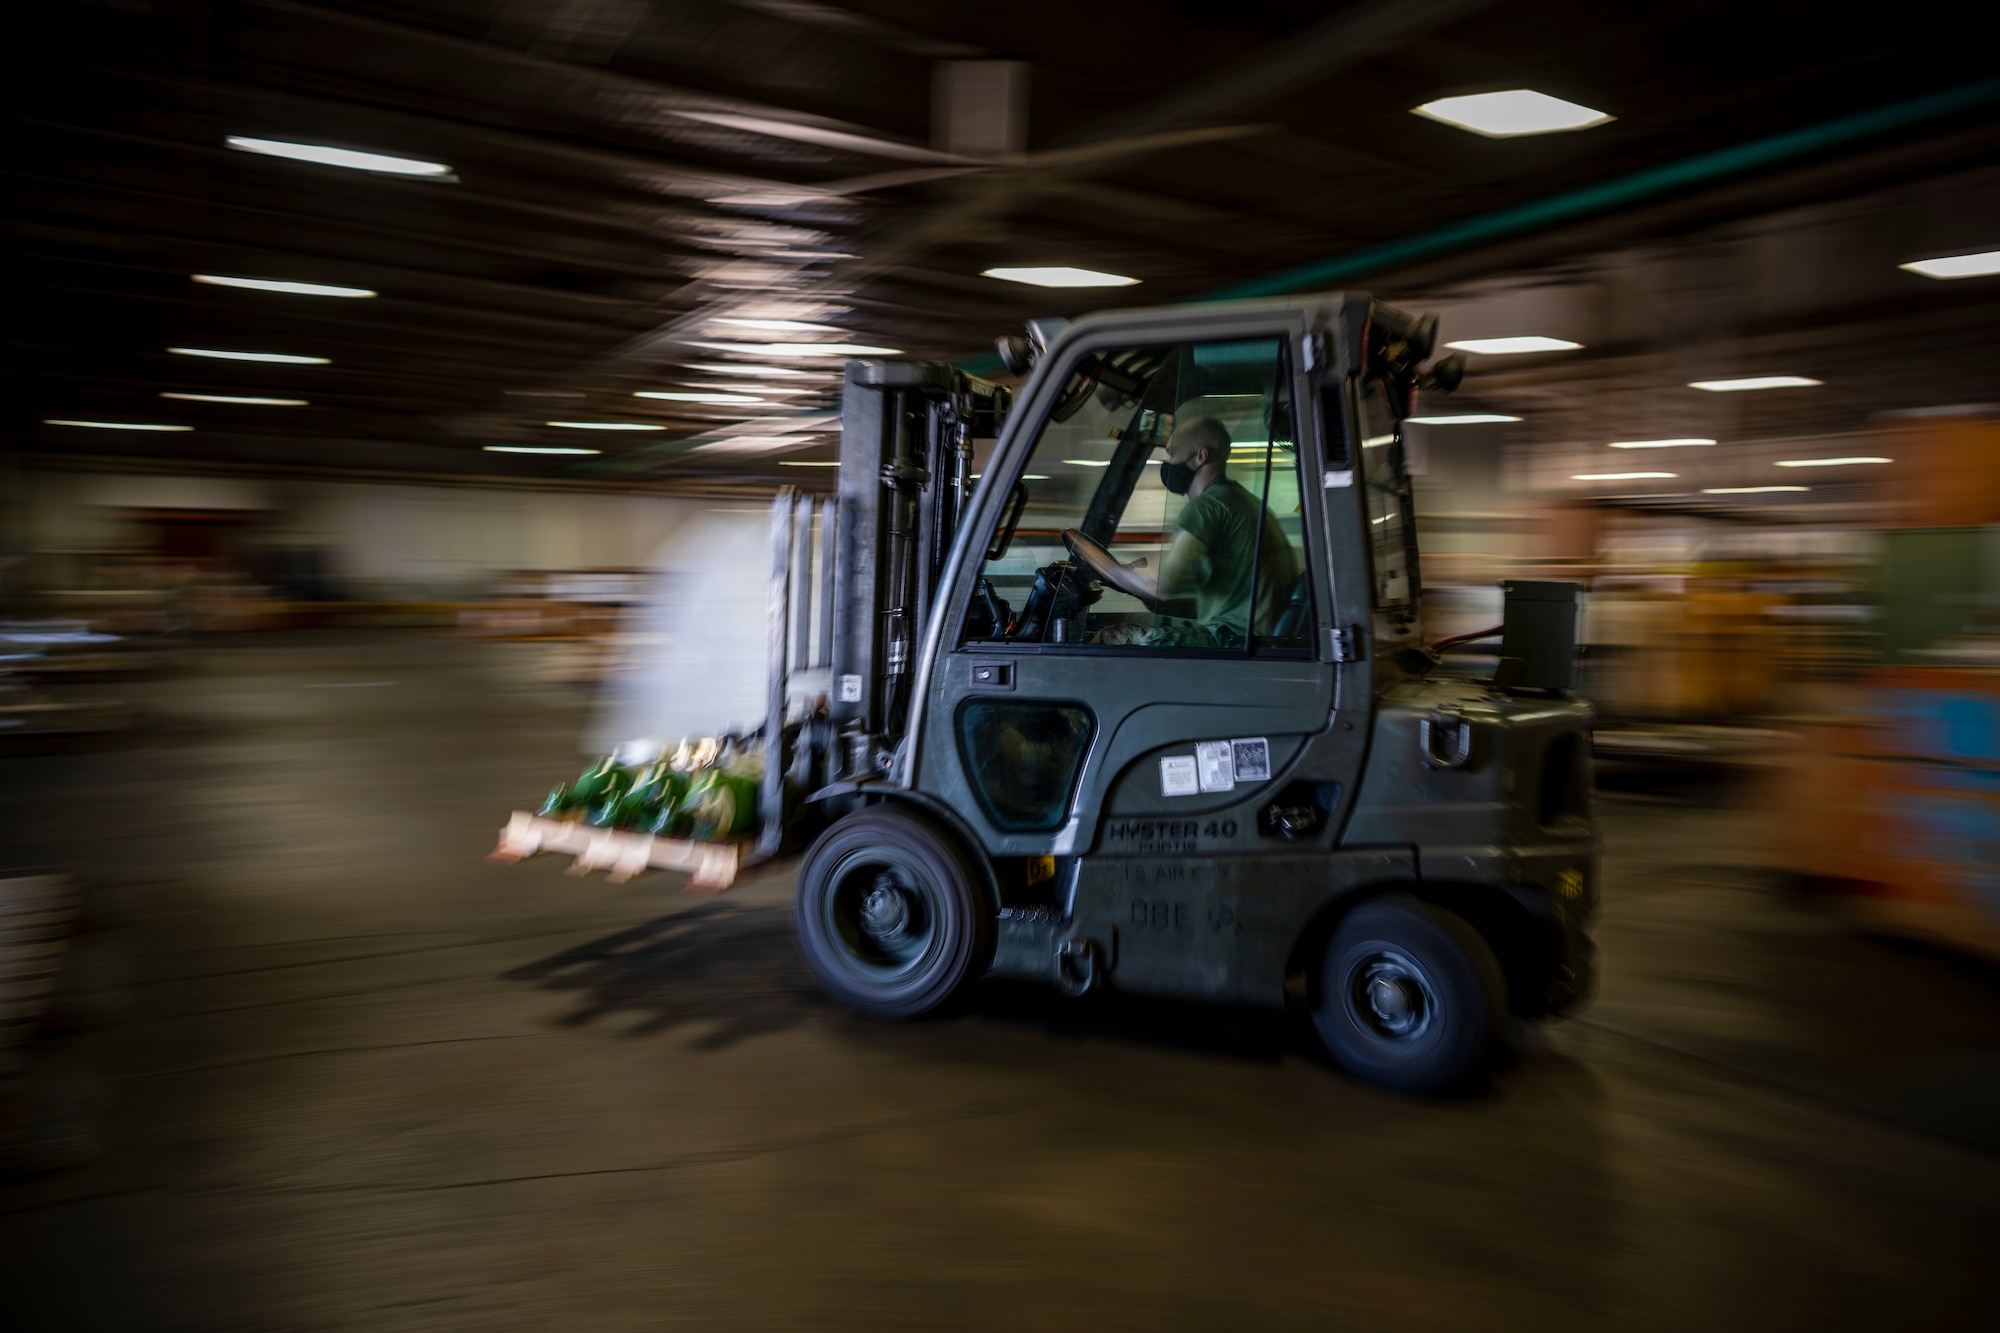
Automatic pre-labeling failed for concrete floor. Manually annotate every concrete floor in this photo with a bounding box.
[4,631,1998,1331]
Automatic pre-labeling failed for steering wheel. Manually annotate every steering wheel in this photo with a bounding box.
[1059,529,1188,619]
[1061,529,1124,590]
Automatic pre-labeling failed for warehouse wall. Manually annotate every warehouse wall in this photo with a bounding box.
[19,470,713,600]
[281,481,708,596]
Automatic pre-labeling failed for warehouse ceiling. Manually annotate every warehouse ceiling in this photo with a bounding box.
[11,0,1999,492]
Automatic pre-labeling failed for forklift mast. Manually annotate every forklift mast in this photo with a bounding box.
[827,360,1011,779]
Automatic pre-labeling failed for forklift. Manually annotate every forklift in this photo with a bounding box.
[777,292,1599,1093]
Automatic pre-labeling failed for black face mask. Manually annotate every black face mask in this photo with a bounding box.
[1159,458,1196,495]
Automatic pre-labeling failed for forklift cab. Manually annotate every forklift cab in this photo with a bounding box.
[800,294,1598,1094]
[922,305,1389,865]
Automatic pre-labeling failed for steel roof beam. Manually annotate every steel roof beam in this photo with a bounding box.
[244,0,947,166]
[9,156,701,283]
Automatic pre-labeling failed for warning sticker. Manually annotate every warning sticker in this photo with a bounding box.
[1231,737,1271,783]
[1159,755,1199,796]
[1196,740,1235,792]
[837,674,863,703]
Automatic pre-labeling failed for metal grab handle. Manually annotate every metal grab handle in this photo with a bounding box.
[1420,713,1473,769]
[1054,939,1098,997]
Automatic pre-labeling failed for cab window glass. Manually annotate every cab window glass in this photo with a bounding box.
[967,338,1310,653]
[954,699,1094,832]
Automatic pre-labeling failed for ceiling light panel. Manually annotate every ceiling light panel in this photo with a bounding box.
[982,267,1139,288]
[1405,414,1522,424]
[634,392,764,404]
[690,363,822,378]
[1688,376,1821,391]
[694,436,816,453]
[169,344,328,360]
[1608,438,1716,449]
[1412,90,1613,137]
[485,445,600,454]
[546,421,665,430]
[161,393,307,405]
[169,347,329,364]
[1773,456,1891,467]
[1573,471,1675,480]
[688,342,901,357]
[226,136,451,176]
[1899,251,2000,280]
[1704,486,1809,494]
[45,419,192,431]
[194,275,376,298]
[713,318,847,333]
[1444,337,1582,355]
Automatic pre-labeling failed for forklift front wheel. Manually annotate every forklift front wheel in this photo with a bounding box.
[1314,895,1506,1094]
[794,807,993,1020]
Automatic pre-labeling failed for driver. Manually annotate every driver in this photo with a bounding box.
[1065,415,1299,647]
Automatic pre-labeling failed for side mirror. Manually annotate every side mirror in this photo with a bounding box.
[996,334,1035,377]
[996,318,1070,378]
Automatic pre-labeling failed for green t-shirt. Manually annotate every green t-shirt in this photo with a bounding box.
[1171,476,1300,636]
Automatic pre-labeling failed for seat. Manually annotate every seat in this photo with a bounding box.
[1264,569,1312,644]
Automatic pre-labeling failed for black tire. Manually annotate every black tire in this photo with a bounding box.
[1313,894,1507,1094]
[794,806,993,1019]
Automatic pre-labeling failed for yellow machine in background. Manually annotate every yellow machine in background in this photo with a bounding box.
[1576,562,1873,762]
[1763,413,2000,964]
[1586,574,1783,721]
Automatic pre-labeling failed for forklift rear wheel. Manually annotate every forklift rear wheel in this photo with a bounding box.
[794,807,992,1020]
[1314,895,1506,1093]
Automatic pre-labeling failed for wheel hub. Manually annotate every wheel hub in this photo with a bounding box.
[821,850,940,983]
[858,876,911,942]
[1367,975,1419,1031]
[1352,952,1433,1040]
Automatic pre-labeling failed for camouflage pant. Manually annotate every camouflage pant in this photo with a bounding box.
[1090,620,1243,649]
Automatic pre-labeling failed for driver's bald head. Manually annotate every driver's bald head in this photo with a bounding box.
[1168,415,1230,465]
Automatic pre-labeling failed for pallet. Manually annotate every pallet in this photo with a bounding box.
[488,812,743,892]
